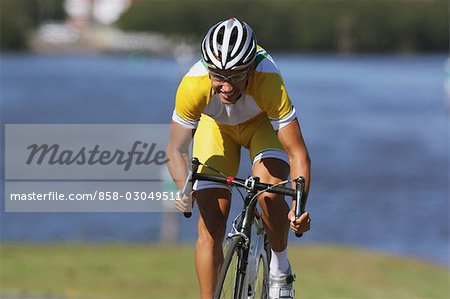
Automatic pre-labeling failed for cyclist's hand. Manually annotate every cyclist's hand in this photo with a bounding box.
[288,210,311,234]
[174,191,194,213]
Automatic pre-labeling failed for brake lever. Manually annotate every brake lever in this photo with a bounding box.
[181,170,193,218]
[294,176,306,237]
[182,158,200,218]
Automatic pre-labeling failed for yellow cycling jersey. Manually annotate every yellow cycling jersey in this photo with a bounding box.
[172,47,297,131]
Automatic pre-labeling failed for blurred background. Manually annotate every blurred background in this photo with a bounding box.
[1,0,449,298]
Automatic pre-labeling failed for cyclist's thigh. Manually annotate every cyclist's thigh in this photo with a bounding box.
[196,188,232,235]
[193,115,240,178]
[252,157,289,184]
[193,116,238,234]
[247,115,289,177]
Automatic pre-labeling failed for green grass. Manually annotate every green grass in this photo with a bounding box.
[1,243,449,299]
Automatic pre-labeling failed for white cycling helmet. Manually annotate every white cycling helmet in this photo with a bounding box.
[201,18,257,70]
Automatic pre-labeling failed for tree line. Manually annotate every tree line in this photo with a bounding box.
[117,0,448,53]
[1,0,447,53]
[1,0,65,50]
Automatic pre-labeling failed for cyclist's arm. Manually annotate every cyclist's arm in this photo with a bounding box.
[166,121,195,190]
[276,118,311,204]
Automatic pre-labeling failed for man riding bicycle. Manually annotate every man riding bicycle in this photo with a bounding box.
[167,18,311,299]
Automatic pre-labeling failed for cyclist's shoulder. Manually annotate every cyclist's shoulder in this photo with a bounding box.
[185,59,209,78]
[175,60,210,115]
[254,46,281,75]
[178,60,211,96]
[250,46,285,98]
[249,47,291,116]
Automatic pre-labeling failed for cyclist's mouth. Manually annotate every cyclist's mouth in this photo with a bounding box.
[219,90,240,104]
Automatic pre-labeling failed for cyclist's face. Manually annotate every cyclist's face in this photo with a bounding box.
[209,68,250,104]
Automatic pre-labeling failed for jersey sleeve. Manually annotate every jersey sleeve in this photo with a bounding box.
[172,74,209,129]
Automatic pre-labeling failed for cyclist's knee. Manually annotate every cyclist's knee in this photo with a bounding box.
[197,220,226,248]
[197,210,227,248]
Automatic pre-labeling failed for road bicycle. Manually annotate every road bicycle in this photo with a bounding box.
[182,158,306,299]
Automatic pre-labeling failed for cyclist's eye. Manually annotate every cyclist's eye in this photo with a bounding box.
[210,73,226,81]
[231,74,247,82]
[209,71,248,83]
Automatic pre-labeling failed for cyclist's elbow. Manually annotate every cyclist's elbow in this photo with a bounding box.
[167,140,189,157]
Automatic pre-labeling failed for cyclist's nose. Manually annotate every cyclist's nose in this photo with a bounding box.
[221,81,234,92]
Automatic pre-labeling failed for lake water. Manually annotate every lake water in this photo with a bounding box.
[1,53,448,266]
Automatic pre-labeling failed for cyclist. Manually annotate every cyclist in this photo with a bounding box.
[167,18,311,299]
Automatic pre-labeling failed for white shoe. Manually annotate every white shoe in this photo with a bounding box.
[268,266,295,299]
